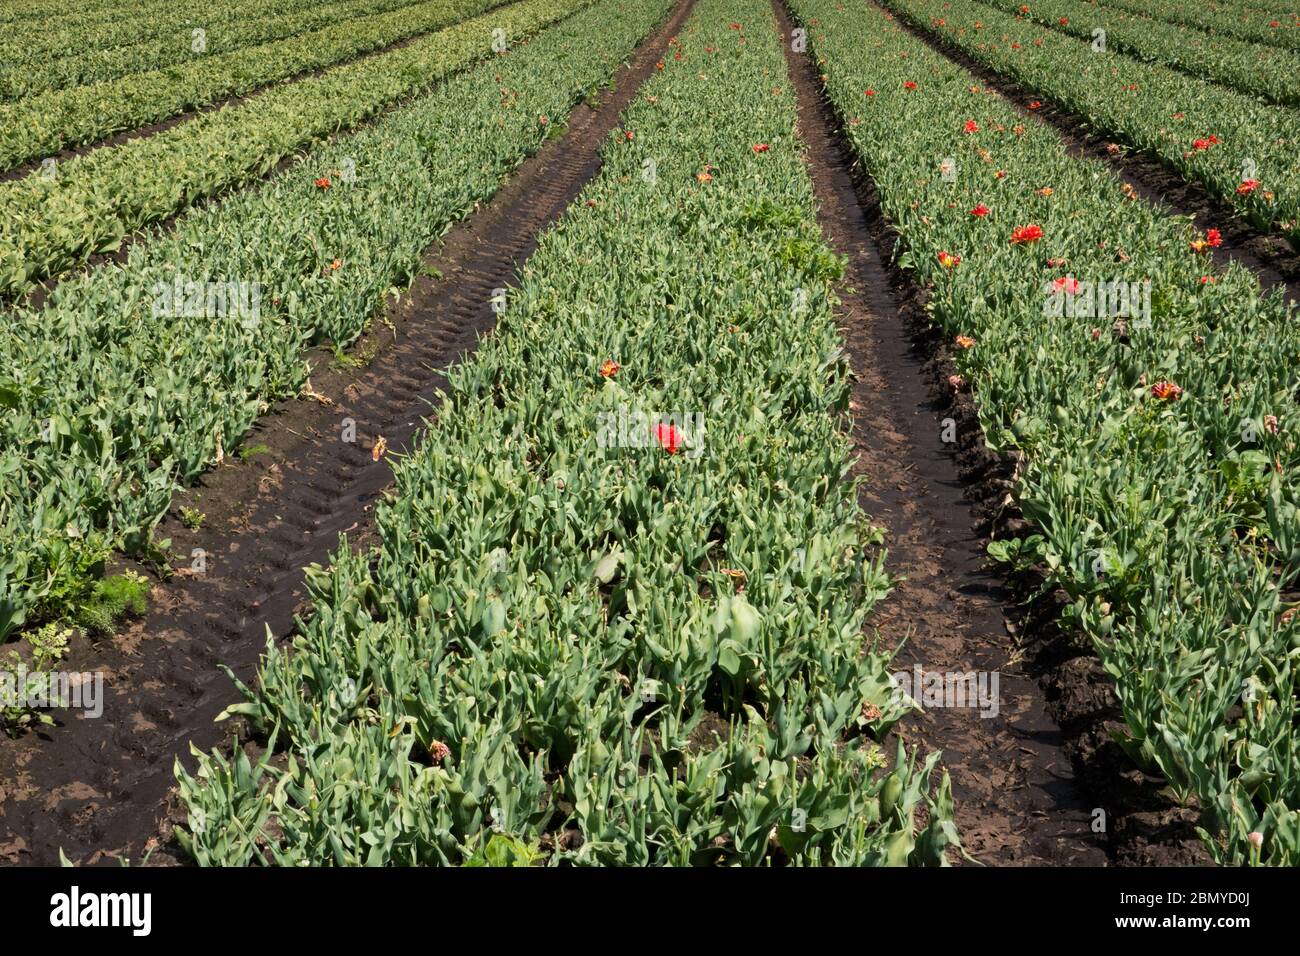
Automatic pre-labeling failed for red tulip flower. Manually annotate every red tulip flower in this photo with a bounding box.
[654,422,684,454]
[1010,224,1044,244]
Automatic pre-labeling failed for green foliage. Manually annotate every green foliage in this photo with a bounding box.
[1,623,71,734]
[883,0,1300,247]
[175,0,959,867]
[461,833,545,867]
[237,443,271,461]
[792,0,1300,864]
[72,572,149,638]
[0,0,572,298]
[1096,0,1300,54]
[0,0,430,101]
[0,0,605,641]
[976,0,1300,109]
[0,0,519,172]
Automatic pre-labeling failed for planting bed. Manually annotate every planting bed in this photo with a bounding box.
[2,0,1298,873]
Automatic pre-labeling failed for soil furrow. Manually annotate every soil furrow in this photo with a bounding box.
[779,0,1211,866]
[0,0,695,867]
[775,0,1109,866]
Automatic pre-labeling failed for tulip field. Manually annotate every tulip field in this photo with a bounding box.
[791,0,1300,867]
[1,0,1298,875]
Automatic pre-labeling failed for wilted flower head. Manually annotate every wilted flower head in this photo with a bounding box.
[1190,228,1223,253]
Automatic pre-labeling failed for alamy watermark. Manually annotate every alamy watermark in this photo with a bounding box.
[1,665,103,718]
[151,276,262,328]
[891,665,1000,718]
[1043,277,1151,326]
[596,404,705,458]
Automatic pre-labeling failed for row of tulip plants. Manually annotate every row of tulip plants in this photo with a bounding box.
[1096,0,1300,54]
[976,0,1300,109]
[0,0,323,64]
[0,0,126,24]
[787,0,1300,865]
[0,0,428,102]
[878,0,1300,251]
[0,0,519,174]
[0,0,570,300]
[175,0,960,866]
[0,0,656,643]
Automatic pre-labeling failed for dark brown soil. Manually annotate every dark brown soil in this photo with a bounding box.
[776,0,1209,866]
[0,0,695,867]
